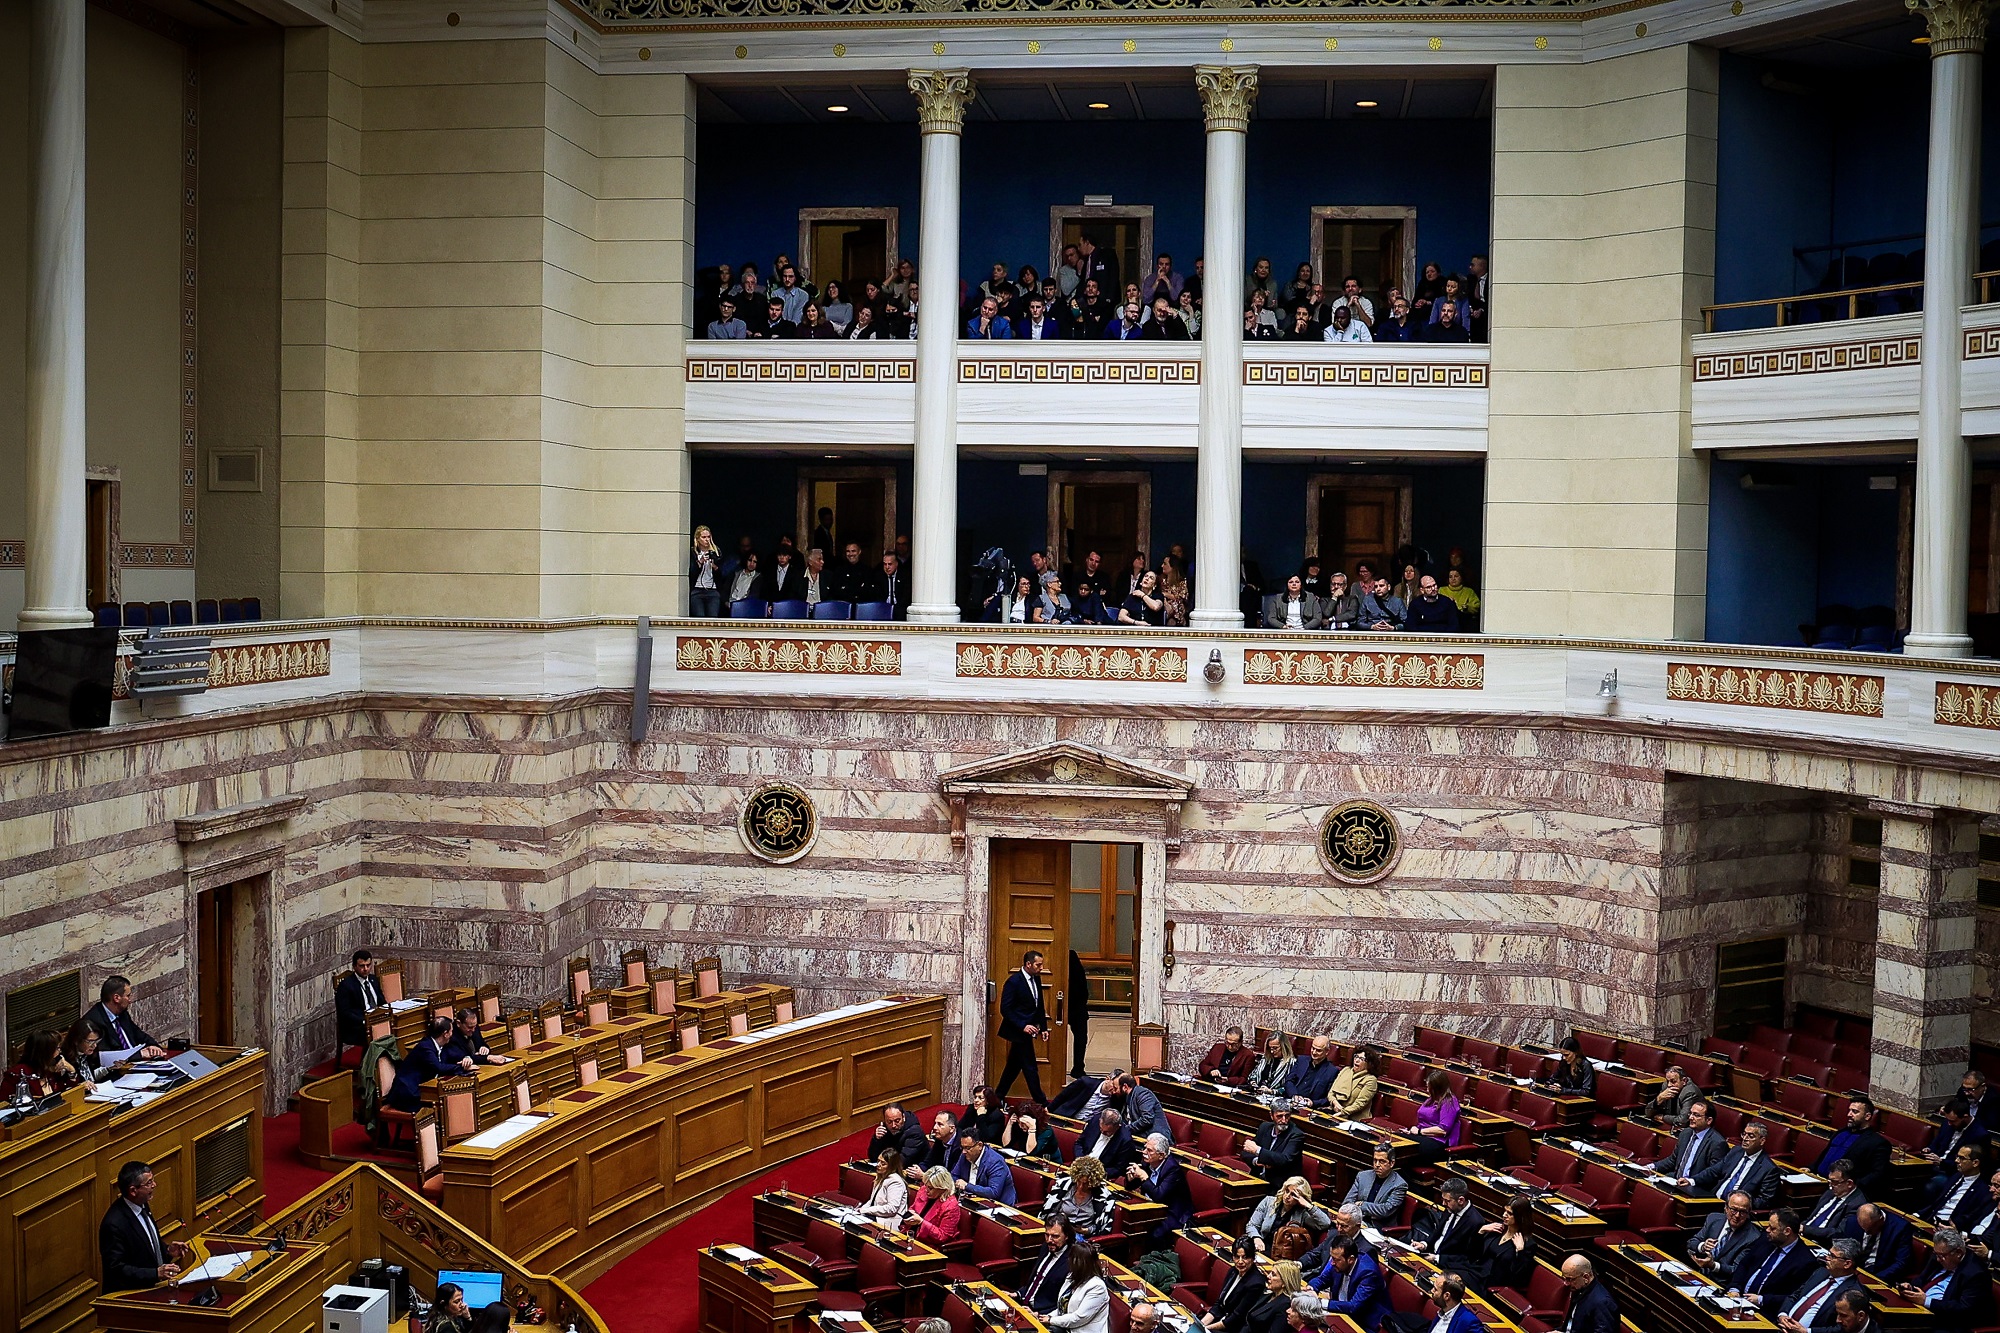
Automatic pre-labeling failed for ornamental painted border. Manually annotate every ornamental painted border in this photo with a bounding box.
[1935,681,2000,731]
[0,637,330,701]
[1664,662,1885,717]
[955,641,1188,681]
[1317,799,1403,886]
[584,0,1591,21]
[675,635,903,674]
[959,360,1199,385]
[1244,361,1485,388]
[738,780,819,865]
[1242,650,1484,689]
[687,358,914,383]
[1692,336,1921,383]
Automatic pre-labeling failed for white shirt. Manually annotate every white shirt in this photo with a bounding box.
[1937,1173,1978,1220]
[1028,319,1052,340]
[1284,599,1304,630]
[1785,1276,1843,1325]
[1429,1304,1461,1333]
[1324,320,1373,343]
[1334,294,1375,322]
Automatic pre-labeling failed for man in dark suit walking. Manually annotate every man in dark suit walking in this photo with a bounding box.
[334,949,384,1057]
[101,1160,191,1292]
[996,950,1050,1103]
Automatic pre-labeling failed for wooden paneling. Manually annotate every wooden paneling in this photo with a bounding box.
[587,1128,663,1219]
[678,1091,754,1177]
[852,1038,930,1109]
[763,1062,839,1141]
[17,1183,95,1325]
[500,1166,577,1259]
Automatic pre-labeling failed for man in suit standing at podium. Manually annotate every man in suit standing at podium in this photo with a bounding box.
[101,1160,191,1292]
[996,950,1049,1104]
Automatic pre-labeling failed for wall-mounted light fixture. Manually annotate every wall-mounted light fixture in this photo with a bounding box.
[1597,669,1619,700]
[1204,649,1225,686]
[1163,920,1177,977]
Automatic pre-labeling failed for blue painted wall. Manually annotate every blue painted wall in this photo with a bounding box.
[1704,460,1901,646]
[695,118,1491,304]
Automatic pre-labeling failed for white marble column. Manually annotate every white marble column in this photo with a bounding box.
[1906,0,1987,658]
[22,0,90,631]
[1190,66,1258,631]
[906,69,974,625]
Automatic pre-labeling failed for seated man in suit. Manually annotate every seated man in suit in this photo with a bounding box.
[869,1103,929,1164]
[1560,1256,1621,1333]
[1117,1072,1164,1139]
[954,1131,1018,1205]
[1050,1071,1118,1120]
[1645,1066,1699,1127]
[916,1111,961,1171]
[1341,1144,1408,1226]
[1776,1237,1866,1332]
[1962,1166,2000,1259]
[386,1016,470,1112]
[1301,1205,1379,1279]
[1898,1227,1999,1331]
[1241,1102,1305,1185]
[443,1008,511,1067]
[1074,1107,1136,1176]
[1281,1036,1340,1110]
[1832,1290,1882,1333]
[1818,1097,1894,1199]
[1405,1177,1487,1285]
[1016,1216,1074,1315]
[1930,1144,1992,1229]
[1691,1191,1766,1277]
[1388,1270,1481,1333]
[1845,1202,1915,1282]
[1199,1026,1255,1086]
[1801,1160,1867,1243]
[1655,1098,1728,1184]
[1123,1133,1193,1246]
[1315,1237,1387,1333]
[334,949,384,1056]
[1925,1099,1991,1196]
[100,1159,192,1292]
[1696,1122,1782,1209]
[86,975,166,1064]
[1729,1207,1818,1312]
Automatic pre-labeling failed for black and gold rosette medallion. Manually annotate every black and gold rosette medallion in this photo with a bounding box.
[739,782,818,865]
[1317,800,1400,885]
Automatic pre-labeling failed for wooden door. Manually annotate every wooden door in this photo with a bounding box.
[832,480,885,563]
[1318,484,1399,578]
[196,884,234,1045]
[85,479,112,610]
[1063,483,1141,575]
[987,840,1068,1090]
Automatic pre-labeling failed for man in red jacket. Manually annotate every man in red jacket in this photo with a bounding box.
[1198,1026,1255,1086]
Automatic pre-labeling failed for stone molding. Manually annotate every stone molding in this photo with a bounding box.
[175,793,310,844]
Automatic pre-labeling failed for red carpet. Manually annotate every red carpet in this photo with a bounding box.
[582,1105,951,1333]
[263,1112,336,1214]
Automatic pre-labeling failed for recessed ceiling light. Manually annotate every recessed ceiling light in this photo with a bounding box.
[827,104,849,112]
[1355,100,1379,108]
[1088,102,1111,110]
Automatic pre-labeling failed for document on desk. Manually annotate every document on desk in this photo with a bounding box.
[460,1113,550,1149]
[390,999,426,1012]
[722,1245,764,1262]
[114,1073,160,1090]
[732,998,897,1044]
[175,1252,252,1285]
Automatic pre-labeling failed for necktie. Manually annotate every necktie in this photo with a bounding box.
[1864,1231,1879,1266]
[1435,1209,1456,1252]
[1723,1154,1754,1195]
[1940,1176,1975,1221]
[138,1206,162,1264]
[1790,1278,1838,1324]
[1680,1129,1705,1175]
[1747,1244,1788,1293]
[115,1015,134,1048]
[1029,1250,1061,1301]
[1811,1194,1841,1228]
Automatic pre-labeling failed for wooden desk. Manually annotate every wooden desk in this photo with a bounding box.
[1143,1076,1421,1180]
[1540,1136,1723,1230]
[444,995,945,1285]
[945,1279,1048,1333]
[0,1045,265,1333]
[1595,1242,1780,1333]
[699,1245,817,1333]
[1449,1158,1607,1245]
[1377,1249,1535,1331]
[749,1190,947,1288]
[92,1234,327,1333]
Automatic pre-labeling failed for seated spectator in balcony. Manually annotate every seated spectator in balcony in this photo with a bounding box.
[986,574,1038,624]
[1412,261,1444,320]
[803,548,827,606]
[1057,243,1084,298]
[1392,563,1422,606]
[846,305,890,339]
[690,526,723,617]
[1332,277,1375,330]
[886,258,915,304]
[1019,296,1061,341]
[1282,262,1316,311]
[827,542,877,604]
[1373,295,1418,342]
[1186,259,1205,304]
[1323,305,1372,343]
[1427,275,1467,325]
[1249,288,1280,334]
[1282,305,1322,342]
[1179,290,1202,337]
[1143,297,1190,340]
[1029,550,1059,591]
[1079,234,1118,298]
[1419,301,1471,343]
[1017,265,1043,304]
[882,294,912,339]
[1360,578,1404,631]
[859,278,885,315]
[727,552,763,606]
[1066,549,1108,594]
[1120,283,1144,318]
[821,281,853,333]
[800,303,841,339]
[1143,253,1185,308]
[774,266,810,324]
[1467,255,1489,341]
[1108,301,1146,340]
[1440,568,1480,619]
[706,296,747,339]
[1245,307,1279,341]
[765,548,804,603]
[878,553,908,619]
[966,296,1013,340]
[1070,579,1112,626]
[1248,256,1278,304]
[1120,570,1166,626]
[979,262,1011,304]
[1264,575,1324,631]
[759,297,797,339]
[1112,552,1149,603]
[1160,555,1191,627]
[1071,279,1114,339]
[1404,576,1461,632]
[1035,576,1079,625]
[1322,572,1361,630]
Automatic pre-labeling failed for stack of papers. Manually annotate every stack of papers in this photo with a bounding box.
[114,1073,159,1091]
[459,1113,548,1149]
[389,999,425,1012]
[722,1245,764,1262]
[175,1253,251,1285]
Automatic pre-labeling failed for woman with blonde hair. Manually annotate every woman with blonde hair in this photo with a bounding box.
[1243,1261,1304,1333]
[905,1167,963,1245]
[1040,1153,1116,1236]
[1247,1175,1329,1250]
[689,525,723,618]
[856,1149,910,1229]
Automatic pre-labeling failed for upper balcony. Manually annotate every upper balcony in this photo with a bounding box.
[685,340,1490,456]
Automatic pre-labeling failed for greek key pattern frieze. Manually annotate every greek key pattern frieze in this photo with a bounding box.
[1242,650,1485,689]
[676,635,903,675]
[1692,336,1921,382]
[1934,681,2000,730]
[1665,662,1885,717]
[1966,328,2000,360]
[960,360,1199,385]
[688,358,914,383]
[955,641,1188,682]
[1244,361,1485,388]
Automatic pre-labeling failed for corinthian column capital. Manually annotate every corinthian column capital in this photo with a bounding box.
[1194,65,1260,132]
[1909,0,1988,55]
[907,68,975,135]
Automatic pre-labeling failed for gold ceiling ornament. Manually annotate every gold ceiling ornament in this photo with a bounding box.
[1908,0,1988,54]
[1194,63,1259,130]
[908,67,975,132]
[587,0,1588,19]
[1124,38,1137,51]
[1317,800,1402,885]
[739,781,820,864]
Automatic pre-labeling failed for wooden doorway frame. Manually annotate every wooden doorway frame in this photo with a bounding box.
[1308,206,1418,297]
[1048,205,1156,293]
[1047,470,1152,578]
[1304,472,1415,570]
[796,465,899,562]
[796,207,900,289]
[183,849,280,1099]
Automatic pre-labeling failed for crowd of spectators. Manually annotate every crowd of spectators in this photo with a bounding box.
[693,240,1490,344]
[1257,549,1480,633]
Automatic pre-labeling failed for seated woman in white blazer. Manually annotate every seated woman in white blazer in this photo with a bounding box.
[1045,1241,1111,1333]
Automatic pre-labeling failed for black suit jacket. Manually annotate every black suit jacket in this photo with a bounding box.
[1654,1125,1728,1179]
[1935,1176,1995,1229]
[1074,1121,1135,1176]
[1249,1122,1304,1181]
[1206,1267,1264,1333]
[1412,1203,1489,1283]
[100,1200,164,1292]
[1778,1274,1864,1329]
[1920,1254,2000,1332]
[998,971,1048,1043]
[1565,1279,1620,1333]
[1729,1239,1817,1305]
[870,1118,928,1165]
[85,1002,155,1054]
[1844,1210,1914,1281]
[1694,1149,1781,1207]
[1017,1243,1071,1314]
[1800,1187,1867,1243]
[334,973,382,1047]
[1819,1129,1893,1197]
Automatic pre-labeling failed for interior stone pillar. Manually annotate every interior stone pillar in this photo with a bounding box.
[1867,799,1978,1110]
[905,69,973,625]
[21,0,91,631]
[1190,65,1257,631]
[1905,0,1987,658]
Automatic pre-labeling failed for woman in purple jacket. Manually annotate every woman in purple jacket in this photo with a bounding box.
[1410,1068,1463,1165]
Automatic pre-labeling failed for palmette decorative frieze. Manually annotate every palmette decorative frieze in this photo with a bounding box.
[1665,662,1885,717]
[1934,680,2000,730]
[676,635,903,675]
[1242,649,1484,689]
[954,641,1188,681]
[585,0,1590,22]
[3,637,333,701]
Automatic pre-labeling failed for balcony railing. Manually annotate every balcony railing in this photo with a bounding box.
[1700,270,2000,333]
